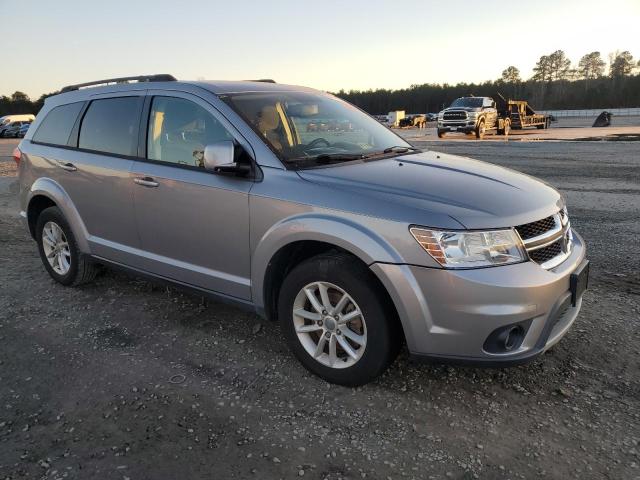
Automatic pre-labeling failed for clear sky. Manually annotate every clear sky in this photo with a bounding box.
[1,0,639,99]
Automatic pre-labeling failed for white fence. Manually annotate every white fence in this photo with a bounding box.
[538,108,640,118]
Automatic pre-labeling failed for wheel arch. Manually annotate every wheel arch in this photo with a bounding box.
[253,214,404,323]
[27,178,90,252]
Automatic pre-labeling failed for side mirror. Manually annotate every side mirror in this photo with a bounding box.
[204,140,235,170]
[203,140,251,176]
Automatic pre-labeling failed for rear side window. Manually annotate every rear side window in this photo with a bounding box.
[79,97,142,156]
[32,102,83,145]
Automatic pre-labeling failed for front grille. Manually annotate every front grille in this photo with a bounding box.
[515,215,556,240]
[516,211,572,269]
[559,208,567,223]
[443,111,467,120]
[529,238,563,263]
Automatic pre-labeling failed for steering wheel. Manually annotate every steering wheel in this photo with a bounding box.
[306,137,331,149]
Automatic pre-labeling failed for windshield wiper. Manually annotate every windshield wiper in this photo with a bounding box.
[285,153,366,167]
[313,153,366,162]
[382,146,422,154]
[285,148,421,169]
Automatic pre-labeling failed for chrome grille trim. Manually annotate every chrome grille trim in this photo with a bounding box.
[442,110,468,120]
[515,212,573,270]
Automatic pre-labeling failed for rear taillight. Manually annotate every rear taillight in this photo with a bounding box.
[12,147,21,167]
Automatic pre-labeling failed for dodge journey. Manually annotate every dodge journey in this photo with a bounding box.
[15,75,589,385]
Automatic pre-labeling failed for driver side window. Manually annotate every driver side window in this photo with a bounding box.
[147,96,232,168]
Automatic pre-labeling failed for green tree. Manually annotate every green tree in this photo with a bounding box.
[10,91,30,102]
[578,51,606,79]
[609,51,635,77]
[532,55,552,82]
[501,66,521,83]
[547,50,572,80]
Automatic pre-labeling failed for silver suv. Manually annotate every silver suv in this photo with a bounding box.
[16,75,589,386]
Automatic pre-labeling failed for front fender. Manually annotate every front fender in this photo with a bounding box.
[251,212,404,308]
[28,177,91,253]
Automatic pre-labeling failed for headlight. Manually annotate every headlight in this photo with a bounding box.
[410,227,527,268]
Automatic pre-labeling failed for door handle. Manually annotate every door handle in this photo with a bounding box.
[57,161,77,172]
[134,176,159,188]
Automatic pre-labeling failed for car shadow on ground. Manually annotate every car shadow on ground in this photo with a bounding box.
[82,265,585,399]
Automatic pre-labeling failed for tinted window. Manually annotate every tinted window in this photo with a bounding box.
[79,97,142,156]
[32,102,83,145]
[450,97,484,108]
[147,96,232,167]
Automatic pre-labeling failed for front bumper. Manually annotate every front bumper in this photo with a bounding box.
[438,120,476,133]
[370,231,587,365]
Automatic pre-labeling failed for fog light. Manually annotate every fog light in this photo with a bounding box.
[483,321,531,354]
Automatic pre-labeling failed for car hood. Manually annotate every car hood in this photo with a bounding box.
[442,106,481,112]
[297,151,564,229]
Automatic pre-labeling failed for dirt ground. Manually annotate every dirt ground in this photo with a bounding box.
[0,136,639,480]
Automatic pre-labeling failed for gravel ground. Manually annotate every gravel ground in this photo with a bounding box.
[0,138,639,480]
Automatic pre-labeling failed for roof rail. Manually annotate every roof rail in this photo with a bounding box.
[245,79,276,83]
[60,74,177,93]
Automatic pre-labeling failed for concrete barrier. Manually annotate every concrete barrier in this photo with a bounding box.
[539,108,640,118]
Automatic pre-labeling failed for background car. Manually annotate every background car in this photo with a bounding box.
[1,121,31,138]
[0,114,35,136]
[17,122,31,138]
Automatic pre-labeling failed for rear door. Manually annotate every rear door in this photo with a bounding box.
[62,94,144,264]
[130,91,254,300]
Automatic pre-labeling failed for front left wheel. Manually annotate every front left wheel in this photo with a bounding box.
[278,253,401,386]
[36,206,99,286]
[475,120,486,139]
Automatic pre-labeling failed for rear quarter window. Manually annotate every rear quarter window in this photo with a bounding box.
[79,97,143,156]
[32,102,84,145]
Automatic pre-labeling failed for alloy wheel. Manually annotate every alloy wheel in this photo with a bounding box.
[42,221,71,275]
[292,281,367,369]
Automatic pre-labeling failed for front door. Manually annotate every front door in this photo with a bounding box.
[483,98,498,128]
[131,93,253,300]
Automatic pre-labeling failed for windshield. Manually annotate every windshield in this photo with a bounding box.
[450,97,483,108]
[223,91,414,166]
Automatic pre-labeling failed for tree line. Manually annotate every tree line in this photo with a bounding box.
[1,50,639,117]
[337,50,640,114]
[0,91,51,117]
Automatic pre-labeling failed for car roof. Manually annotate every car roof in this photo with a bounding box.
[47,79,322,106]
[192,80,320,95]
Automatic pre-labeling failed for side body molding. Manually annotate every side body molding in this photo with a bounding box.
[251,212,404,310]
[27,177,91,253]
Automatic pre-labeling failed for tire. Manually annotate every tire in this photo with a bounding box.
[475,120,486,139]
[437,129,445,138]
[278,253,401,386]
[36,206,98,286]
